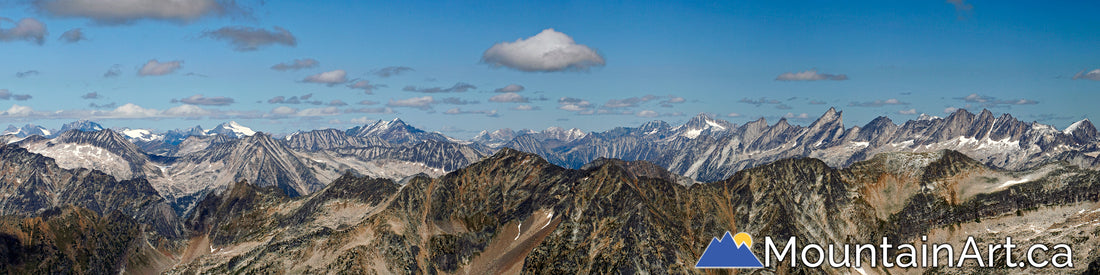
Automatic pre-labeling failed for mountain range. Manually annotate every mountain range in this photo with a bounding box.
[1,108,1099,273]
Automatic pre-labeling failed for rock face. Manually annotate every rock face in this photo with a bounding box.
[493,108,1100,182]
[167,148,1100,274]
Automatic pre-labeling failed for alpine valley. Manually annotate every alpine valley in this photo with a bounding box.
[2,108,1100,274]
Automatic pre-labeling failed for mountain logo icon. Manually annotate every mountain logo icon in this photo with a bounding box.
[695,231,765,269]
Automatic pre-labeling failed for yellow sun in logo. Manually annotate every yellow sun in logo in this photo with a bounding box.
[733,232,752,247]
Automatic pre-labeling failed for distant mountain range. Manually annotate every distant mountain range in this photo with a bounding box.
[1,108,1100,273]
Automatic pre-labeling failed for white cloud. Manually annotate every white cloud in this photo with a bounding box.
[349,116,373,124]
[783,112,811,119]
[898,109,918,115]
[944,107,959,113]
[2,104,34,117]
[775,69,848,81]
[557,97,592,112]
[296,107,341,116]
[172,94,234,106]
[163,104,212,117]
[347,80,384,94]
[0,18,47,45]
[1073,69,1100,81]
[271,106,298,115]
[303,70,348,86]
[33,0,241,24]
[138,59,182,76]
[494,84,525,93]
[726,112,742,117]
[107,103,159,118]
[373,66,414,77]
[511,104,539,111]
[482,28,605,72]
[443,108,498,117]
[386,96,434,109]
[849,98,909,107]
[489,92,529,103]
[636,110,658,118]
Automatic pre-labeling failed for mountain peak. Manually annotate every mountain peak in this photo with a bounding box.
[59,120,105,134]
[207,121,256,138]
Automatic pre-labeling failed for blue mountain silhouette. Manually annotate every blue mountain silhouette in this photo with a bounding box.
[695,231,764,268]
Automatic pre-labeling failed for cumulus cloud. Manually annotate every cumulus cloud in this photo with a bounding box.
[80,92,100,99]
[726,112,742,117]
[103,64,122,78]
[494,84,525,93]
[898,109,918,115]
[108,103,160,118]
[387,96,435,110]
[1073,69,1100,81]
[489,92,529,103]
[2,104,34,117]
[557,97,593,112]
[15,70,39,78]
[171,94,235,106]
[848,98,909,107]
[956,93,1038,107]
[944,107,959,113]
[138,59,182,76]
[270,58,318,71]
[0,18,47,45]
[302,70,348,86]
[347,80,385,94]
[0,89,32,101]
[270,106,297,115]
[403,82,476,93]
[203,26,296,51]
[163,104,212,117]
[34,0,245,25]
[373,66,413,77]
[58,28,85,43]
[443,108,498,117]
[358,100,379,105]
[482,28,605,72]
[775,69,848,81]
[658,95,685,107]
[636,110,658,118]
[326,100,348,106]
[511,104,540,111]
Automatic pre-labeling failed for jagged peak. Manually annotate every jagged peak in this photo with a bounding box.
[1064,118,1095,135]
[864,116,895,128]
[810,107,843,125]
[916,113,940,121]
[945,108,975,121]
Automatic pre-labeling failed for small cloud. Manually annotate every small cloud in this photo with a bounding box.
[944,107,959,113]
[171,94,235,106]
[738,97,782,106]
[373,66,414,77]
[2,104,34,117]
[0,18,47,45]
[267,93,321,105]
[89,102,117,109]
[58,28,85,43]
[271,106,297,115]
[603,95,658,109]
[271,58,319,71]
[108,103,159,118]
[443,108,498,117]
[494,84,525,93]
[387,96,435,110]
[898,109,918,115]
[557,97,592,112]
[302,70,348,86]
[783,112,811,119]
[955,93,1038,108]
[946,0,973,19]
[32,0,245,25]
[1073,69,1100,81]
[403,83,476,93]
[0,89,32,101]
[15,70,40,78]
[202,26,296,51]
[163,104,212,117]
[439,97,477,105]
[358,100,379,105]
[327,100,348,106]
[848,98,909,107]
[511,104,540,111]
[482,28,605,72]
[103,64,122,78]
[726,112,742,117]
[296,107,341,117]
[138,59,182,76]
[636,110,658,118]
[347,80,385,94]
[775,69,848,81]
[489,92,529,103]
[80,92,100,99]
[775,104,792,110]
[658,95,685,108]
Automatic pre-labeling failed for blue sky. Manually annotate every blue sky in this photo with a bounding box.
[1,0,1097,137]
